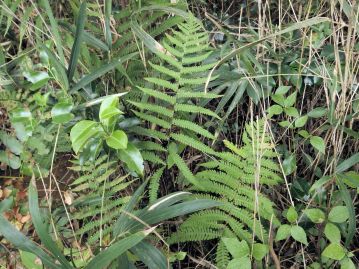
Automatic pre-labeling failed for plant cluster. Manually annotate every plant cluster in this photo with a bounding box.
[0,0,358,268]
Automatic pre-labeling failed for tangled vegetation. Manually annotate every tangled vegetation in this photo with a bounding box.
[0,0,358,268]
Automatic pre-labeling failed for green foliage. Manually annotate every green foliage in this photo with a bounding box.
[169,119,282,268]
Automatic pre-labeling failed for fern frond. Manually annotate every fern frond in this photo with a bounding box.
[172,119,215,139]
[129,101,174,118]
[174,103,220,119]
[149,167,165,203]
[170,133,216,155]
[137,86,176,105]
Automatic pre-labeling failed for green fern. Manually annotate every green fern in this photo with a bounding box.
[129,16,220,187]
[56,155,134,246]
[168,119,282,268]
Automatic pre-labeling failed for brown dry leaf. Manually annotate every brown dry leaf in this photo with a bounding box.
[20,214,31,224]
[64,190,74,205]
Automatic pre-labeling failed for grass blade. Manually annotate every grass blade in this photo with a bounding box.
[41,45,69,91]
[69,52,137,93]
[59,21,109,52]
[40,0,65,64]
[104,0,112,49]
[67,0,87,81]
[84,229,152,269]
[28,179,73,269]
[130,6,191,55]
[0,215,62,269]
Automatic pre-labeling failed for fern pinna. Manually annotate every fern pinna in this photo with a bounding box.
[128,16,220,195]
[168,120,282,268]
[55,155,134,246]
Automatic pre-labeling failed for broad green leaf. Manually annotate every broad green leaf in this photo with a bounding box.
[324,223,341,243]
[304,208,325,223]
[267,105,283,116]
[322,243,346,260]
[295,115,308,128]
[70,120,100,153]
[20,251,42,269]
[310,136,325,154]
[23,71,50,91]
[99,95,120,126]
[284,107,299,117]
[308,107,327,118]
[271,94,285,106]
[286,206,298,223]
[298,130,310,139]
[0,132,22,155]
[275,224,291,241]
[328,206,349,223]
[252,243,268,261]
[118,142,144,177]
[291,225,308,245]
[340,258,356,269]
[284,92,297,107]
[51,102,74,124]
[0,151,21,169]
[67,0,87,81]
[85,230,152,269]
[227,257,251,269]
[106,130,128,149]
[275,86,291,95]
[222,238,249,258]
[283,154,297,176]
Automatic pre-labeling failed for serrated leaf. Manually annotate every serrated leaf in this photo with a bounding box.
[284,107,299,117]
[275,224,291,241]
[324,223,341,243]
[222,238,249,259]
[322,243,346,260]
[252,243,268,261]
[310,136,325,154]
[267,105,283,116]
[275,86,291,95]
[308,107,326,118]
[287,206,298,223]
[304,208,325,223]
[328,206,349,223]
[291,225,308,245]
[284,92,297,107]
[295,115,308,128]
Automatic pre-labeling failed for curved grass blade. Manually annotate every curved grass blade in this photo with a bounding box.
[67,0,87,81]
[104,0,112,49]
[41,45,69,91]
[130,6,191,55]
[0,215,62,269]
[28,179,73,269]
[337,177,356,247]
[40,0,65,64]
[59,21,109,52]
[69,52,137,93]
[84,229,152,269]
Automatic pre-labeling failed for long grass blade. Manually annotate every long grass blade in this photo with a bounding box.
[40,0,65,64]
[67,0,87,81]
